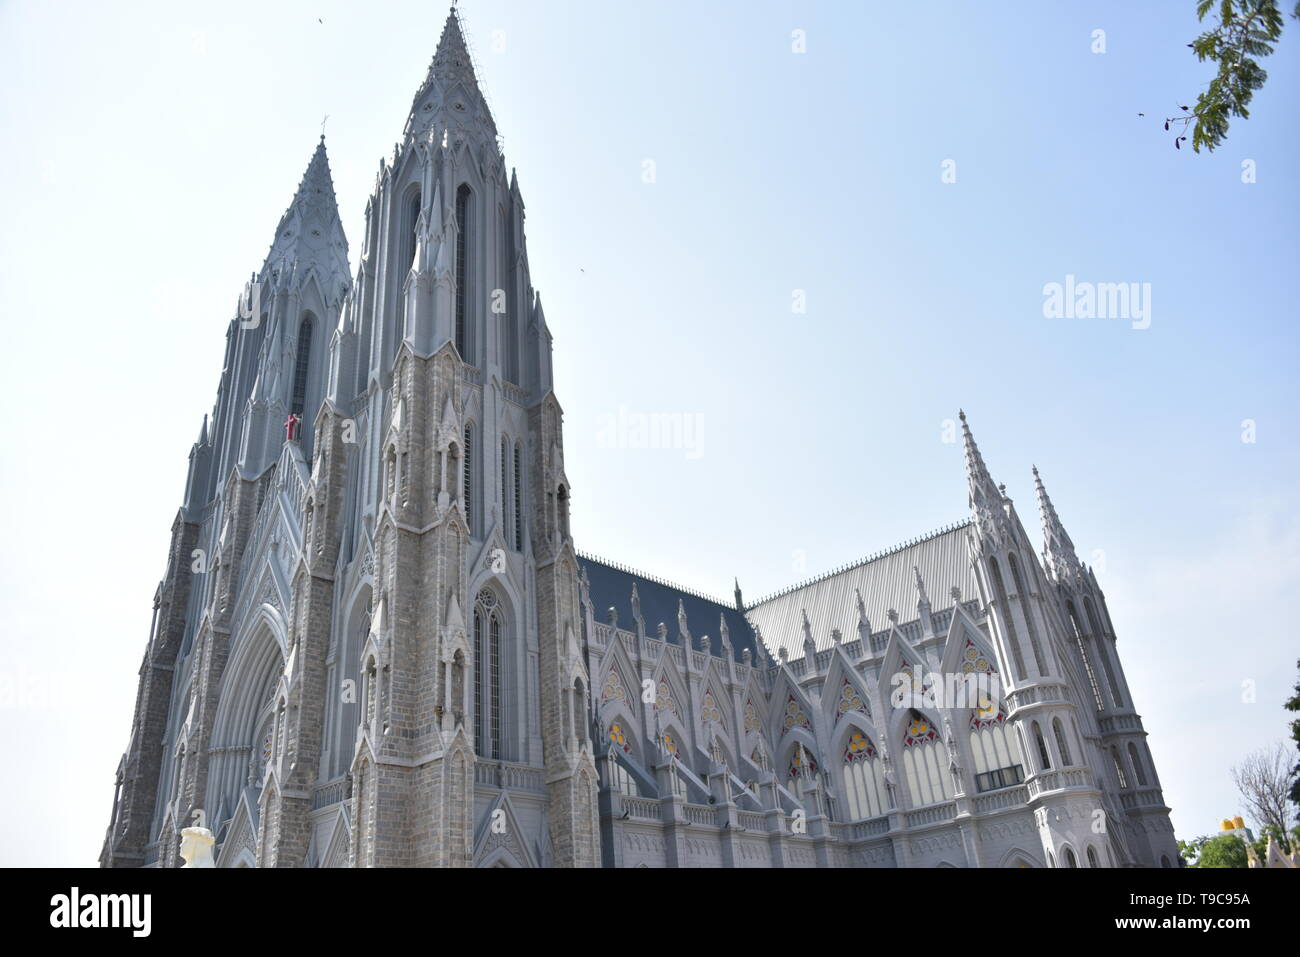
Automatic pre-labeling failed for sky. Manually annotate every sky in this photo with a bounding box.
[0,0,1296,867]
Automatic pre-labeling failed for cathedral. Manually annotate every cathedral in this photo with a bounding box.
[100,10,1179,868]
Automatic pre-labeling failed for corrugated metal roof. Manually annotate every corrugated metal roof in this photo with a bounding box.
[579,554,757,663]
[746,522,977,660]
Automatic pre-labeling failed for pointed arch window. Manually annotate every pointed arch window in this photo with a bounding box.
[572,678,586,748]
[500,436,509,546]
[841,730,888,819]
[1064,847,1079,868]
[500,205,519,384]
[512,442,523,552]
[1087,846,1101,867]
[902,709,954,806]
[1052,717,1073,766]
[403,191,422,274]
[1008,553,1048,676]
[364,658,377,731]
[451,650,465,727]
[969,709,1024,792]
[1111,746,1129,789]
[1086,598,1125,709]
[1032,721,1052,771]
[462,424,474,531]
[1127,742,1148,786]
[474,589,504,760]
[608,753,639,797]
[1067,601,1105,712]
[556,484,569,541]
[454,184,471,360]
[291,316,313,416]
[986,557,1026,681]
[786,744,818,801]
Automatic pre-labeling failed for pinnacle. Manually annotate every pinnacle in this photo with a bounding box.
[959,410,999,499]
[433,7,473,75]
[1033,465,1081,578]
[259,136,350,297]
[404,5,496,143]
[294,136,337,207]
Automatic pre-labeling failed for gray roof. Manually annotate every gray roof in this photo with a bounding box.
[746,522,977,660]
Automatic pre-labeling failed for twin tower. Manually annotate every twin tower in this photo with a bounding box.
[102,10,598,867]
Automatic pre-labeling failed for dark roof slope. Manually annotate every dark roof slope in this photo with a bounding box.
[579,553,758,664]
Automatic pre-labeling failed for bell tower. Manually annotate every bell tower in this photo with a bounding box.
[960,412,1110,868]
[345,8,597,866]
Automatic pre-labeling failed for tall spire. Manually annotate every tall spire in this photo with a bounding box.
[404,7,497,145]
[960,410,1011,547]
[1033,466,1083,586]
[260,137,350,303]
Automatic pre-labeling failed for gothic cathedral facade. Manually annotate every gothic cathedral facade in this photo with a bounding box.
[101,10,1178,869]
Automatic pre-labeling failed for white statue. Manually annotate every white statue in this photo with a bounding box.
[179,826,216,868]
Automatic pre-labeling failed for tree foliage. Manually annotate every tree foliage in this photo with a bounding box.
[1178,833,1249,867]
[1231,741,1296,852]
[1287,659,1300,816]
[1170,0,1298,151]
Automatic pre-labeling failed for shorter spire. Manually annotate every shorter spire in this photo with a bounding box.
[960,410,1011,547]
[1034,466,1083,585]
[259,137,349,303]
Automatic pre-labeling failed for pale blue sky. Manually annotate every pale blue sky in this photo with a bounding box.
[0,0,1296,866]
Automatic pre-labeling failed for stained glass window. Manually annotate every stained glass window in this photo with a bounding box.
[781,694,811,736]
[701,688,721,724]
[843,731,877,763]
[837,680,867,717]
[842,731,887,819]
[960,638,992,676]
[788,747,818,780]
[902,712,938,748]
[608,722,630,753]
[655,679,679,717]
[901,709,954,806]
[602,670,626,704]
[743,699,760,732]
[663,731,679,757]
